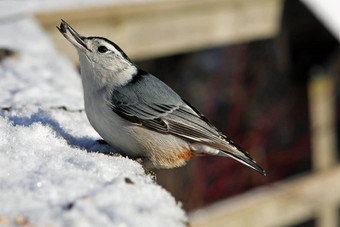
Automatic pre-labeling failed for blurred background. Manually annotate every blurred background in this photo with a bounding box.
[3,0,340,226]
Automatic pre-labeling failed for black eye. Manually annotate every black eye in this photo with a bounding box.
[98,46,108,53]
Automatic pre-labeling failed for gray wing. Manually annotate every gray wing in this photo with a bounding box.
[110,72,239,150]
[110,72,265,175]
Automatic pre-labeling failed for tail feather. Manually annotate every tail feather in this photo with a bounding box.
[191,142,266,176]
[217,150,266,176]
[217,138,266,176]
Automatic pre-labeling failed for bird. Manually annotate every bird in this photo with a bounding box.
[57,19,266,176]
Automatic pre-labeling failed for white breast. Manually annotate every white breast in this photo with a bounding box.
[78,53,140,156]
[83,85,143,157]
[83,88,191,168]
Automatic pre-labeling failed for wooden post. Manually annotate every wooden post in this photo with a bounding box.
[308,71,338,227]
[308,72,337,171]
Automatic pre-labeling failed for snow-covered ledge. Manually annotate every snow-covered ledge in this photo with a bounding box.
[0,17,187,226]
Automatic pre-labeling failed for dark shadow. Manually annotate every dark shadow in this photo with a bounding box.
[5,108,118,155]
[291,218,315,227]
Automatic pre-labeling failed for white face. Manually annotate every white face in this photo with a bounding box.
[81,38,133,74]
[58,20,137,87]
[77,38,137,87]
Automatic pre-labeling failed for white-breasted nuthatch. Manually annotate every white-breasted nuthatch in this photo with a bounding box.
[57,20,265,176]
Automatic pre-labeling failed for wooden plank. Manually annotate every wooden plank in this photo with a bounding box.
[36,0,283,62]
[189,165,340,227]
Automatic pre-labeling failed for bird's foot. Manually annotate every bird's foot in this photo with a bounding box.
[132,157,157,182]
[95,139,109,145]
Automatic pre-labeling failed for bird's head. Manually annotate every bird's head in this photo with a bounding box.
[57,19,136,86]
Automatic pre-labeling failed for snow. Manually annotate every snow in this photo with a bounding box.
[0,15,186,227]
[302,0,340,42]
[0,18,83,109]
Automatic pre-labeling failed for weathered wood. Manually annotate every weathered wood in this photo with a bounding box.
[189,165,340,227]
[36,0,283,62]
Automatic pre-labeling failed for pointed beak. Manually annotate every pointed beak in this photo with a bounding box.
[57,19,91,52]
